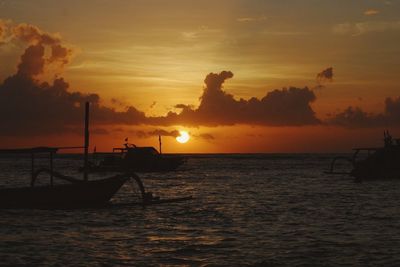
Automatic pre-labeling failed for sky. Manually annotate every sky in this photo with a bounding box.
[0,0,399,153]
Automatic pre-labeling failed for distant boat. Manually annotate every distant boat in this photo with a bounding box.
[87,141,185,173]
[326,131,400,181]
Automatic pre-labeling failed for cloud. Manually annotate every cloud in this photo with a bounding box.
[132,129,179,138]
[150,71,320,126]
[181,26,221,41]
[17,43,46,77]
[236,16,267,23]
[0,20,73,77]
[316,67,333,84]
[0,71,149,136]
[13,21,400,139]
[198,133,215,140]
[333,21,400,36]
[0,21,147,136]
[327,97,400,128]
[364,9,380,16]
[11,23,73,74]
[261,30,310,36]
[122,129,215,142]
[175,104,193,109]
[0,19,7,42]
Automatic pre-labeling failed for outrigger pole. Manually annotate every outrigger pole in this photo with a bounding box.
[84,102,90,181]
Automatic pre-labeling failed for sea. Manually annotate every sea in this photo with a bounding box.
[1,153,400,266]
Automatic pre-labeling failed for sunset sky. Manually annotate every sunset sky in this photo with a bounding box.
[0,0,399,153]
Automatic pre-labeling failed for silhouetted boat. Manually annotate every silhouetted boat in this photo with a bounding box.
[326,131,400,181]
[0,103,129,209]
[0,150,128,209]
[0,103,192,209]
[87,141,185,173]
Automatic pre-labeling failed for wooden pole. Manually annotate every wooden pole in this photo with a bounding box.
[50,152,53,186]
[84,102,90,181]
[31,153,35,186]
[159,135,162,154]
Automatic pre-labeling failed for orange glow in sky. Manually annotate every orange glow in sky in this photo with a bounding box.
[0,1,399,152]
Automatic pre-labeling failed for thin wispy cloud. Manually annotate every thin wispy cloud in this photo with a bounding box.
[262,30,310,36]
[364,9,380,16]
[181,26,221,41]
[333,21,400,36]
[236,16,267,23]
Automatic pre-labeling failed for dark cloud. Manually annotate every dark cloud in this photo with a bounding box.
[11,22,73,74]
[132,129,180,139]
[110,98,129,108]
[150,71,320,126]
[316,67,333,84]
[1,63,321,137]
[0,71,147,136]
[198,133,215,140]
[0,22,146,136]
[0,22,323,134]
[17,43,46,77]
[174,103,194,110]
[327,107,382,128]
[7,21,399,139]
[327,97,400,128]
[49,44,73,66]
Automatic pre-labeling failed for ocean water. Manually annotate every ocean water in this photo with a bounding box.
[1,154,400,266]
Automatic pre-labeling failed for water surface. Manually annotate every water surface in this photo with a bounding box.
[1,154,400,266]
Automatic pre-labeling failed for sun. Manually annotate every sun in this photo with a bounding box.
[176,130,190,144]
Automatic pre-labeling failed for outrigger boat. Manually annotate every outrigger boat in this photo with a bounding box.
[326,131,400,182]
[0,102,192,209]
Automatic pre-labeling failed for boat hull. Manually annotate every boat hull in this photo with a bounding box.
[0,175,128,209]
[351,146,400,181]
[351,167,400,181]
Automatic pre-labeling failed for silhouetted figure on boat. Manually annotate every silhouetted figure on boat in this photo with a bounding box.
[384,130,393,147]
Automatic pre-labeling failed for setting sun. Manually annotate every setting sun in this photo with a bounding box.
[176,131,190,144]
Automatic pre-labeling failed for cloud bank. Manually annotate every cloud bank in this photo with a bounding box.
[0,20,146,136]
[150,71,320,126]
[1,20,399,138]
[327,97,400,128]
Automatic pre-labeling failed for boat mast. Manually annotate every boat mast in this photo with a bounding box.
[84,102,90,181]
[159,135,162,154]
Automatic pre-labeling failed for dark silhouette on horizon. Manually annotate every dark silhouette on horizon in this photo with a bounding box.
[327,130,400,182]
